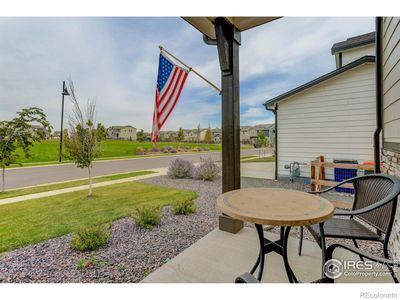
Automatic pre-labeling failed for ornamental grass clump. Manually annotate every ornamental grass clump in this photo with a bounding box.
[132,205,161,229]
[194,157,220,181]
[70,224,111,252]
[172,198,196,215]
[167,158,194,179]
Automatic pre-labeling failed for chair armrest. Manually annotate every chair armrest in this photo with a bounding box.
[235,273,260,283]
[308,177,357,194]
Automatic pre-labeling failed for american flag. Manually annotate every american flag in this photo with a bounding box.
[150,53,189,142]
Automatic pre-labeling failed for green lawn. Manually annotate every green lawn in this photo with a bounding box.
[13,140,222,165]
[242,156,275,163]
[0,170,155,200]
[0,181,197,253]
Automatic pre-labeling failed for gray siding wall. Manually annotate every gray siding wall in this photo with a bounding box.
[381,16,400,262]
[276,63,376,179]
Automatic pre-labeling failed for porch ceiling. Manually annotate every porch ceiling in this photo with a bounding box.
[182,17,281,40]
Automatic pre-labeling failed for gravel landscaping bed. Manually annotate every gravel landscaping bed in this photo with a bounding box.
[0,176,220,283]
[0,176,384,283]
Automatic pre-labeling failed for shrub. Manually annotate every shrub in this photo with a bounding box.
[76,255,107,270]
[194,157,220,181]
[163,149,169,153]
[167,158,194,178]
[136,146,145,155]
[132,205,161,229]
[71,224,111,251]
[170,148,177,153]
[172,198,196,215]
[150,147,160,152]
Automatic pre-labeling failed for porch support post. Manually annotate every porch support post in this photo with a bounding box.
[215,17,241,192]
[215,17,243,233]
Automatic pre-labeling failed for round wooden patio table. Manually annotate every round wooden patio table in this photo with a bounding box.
[217,188,335,283]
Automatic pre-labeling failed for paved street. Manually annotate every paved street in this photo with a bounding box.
[4,149,268,189]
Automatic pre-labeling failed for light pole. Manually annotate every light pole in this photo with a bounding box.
[59,81,70,162]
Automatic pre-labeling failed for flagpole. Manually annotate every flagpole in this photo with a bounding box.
[159,45,221,94]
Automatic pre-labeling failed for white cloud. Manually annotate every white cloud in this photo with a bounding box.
[240,17,374,81]
[238,17,374,126]
[0,17,375,132]
[241,107,264,118]
[248,118,275,126]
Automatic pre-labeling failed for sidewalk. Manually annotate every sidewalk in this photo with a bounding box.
[241,162,275,179]
[0,168,167,206]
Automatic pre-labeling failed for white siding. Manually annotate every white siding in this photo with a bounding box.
[383,17,400,144]
[341,44,375,66]
[276,63,376,179]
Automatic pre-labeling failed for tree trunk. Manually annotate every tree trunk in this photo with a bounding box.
[88,167,93,198]
[1,167,5,193]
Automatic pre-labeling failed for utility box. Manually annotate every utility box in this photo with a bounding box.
[333,159,358,193]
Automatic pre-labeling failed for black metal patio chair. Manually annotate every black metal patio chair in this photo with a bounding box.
[235,243,400,283]
[298,173,400,283]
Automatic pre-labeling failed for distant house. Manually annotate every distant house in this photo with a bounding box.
[183,129,199,142]
[159,130,176,142]
[250,124,275,145]
[52,131,61,140]
[263,124,275,144]
[107,125,137,141]
[264,32,376,180]
[240,126,252,143]
[212,128,222,144]
[181,128,218,143]
[199,129,212,143]
[30,125,50,139]
[240,124,275,145]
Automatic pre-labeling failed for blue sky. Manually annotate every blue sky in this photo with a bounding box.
[0,17,374,131]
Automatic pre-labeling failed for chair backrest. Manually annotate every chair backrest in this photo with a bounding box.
[353,174,400,235]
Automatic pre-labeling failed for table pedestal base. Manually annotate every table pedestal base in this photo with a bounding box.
[244,223,326,283]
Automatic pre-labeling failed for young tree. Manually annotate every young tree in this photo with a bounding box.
[176,128,184,143]
[96,123,107,142]
[256,130,268,147]
[0,107,51,192]
[136,129,146,142]
[64,81,102,198]
[204,126,213,144]
[196,124,201,144]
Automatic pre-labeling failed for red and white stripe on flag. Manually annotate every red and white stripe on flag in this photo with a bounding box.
[151,53,189,143]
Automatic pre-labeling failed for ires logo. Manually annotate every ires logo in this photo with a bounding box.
[323,259,398,280]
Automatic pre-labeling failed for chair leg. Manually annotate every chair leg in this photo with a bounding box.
[298,226,304,256]
[319,223,327,278]
[352,239,364,262]
[383,245,399,283]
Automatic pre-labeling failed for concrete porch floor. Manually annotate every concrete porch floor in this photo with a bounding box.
[142,227,395,283]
